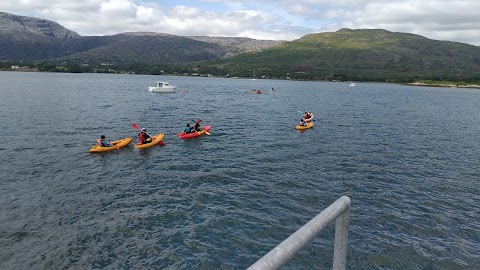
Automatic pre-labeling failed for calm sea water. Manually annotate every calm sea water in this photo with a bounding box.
[0,71,479,269]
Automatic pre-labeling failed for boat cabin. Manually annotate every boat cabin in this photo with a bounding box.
[156,82,170,87]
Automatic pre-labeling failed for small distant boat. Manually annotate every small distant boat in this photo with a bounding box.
[250,89,262,94]
[349,82,356,87]
[148,81,176,93]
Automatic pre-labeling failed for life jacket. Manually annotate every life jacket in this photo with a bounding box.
[138,132,146,144]
[185,127,191,133]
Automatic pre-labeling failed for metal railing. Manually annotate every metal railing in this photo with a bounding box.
[247,196,351,270]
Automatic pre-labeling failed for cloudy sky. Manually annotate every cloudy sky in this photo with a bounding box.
[1,0,479,45]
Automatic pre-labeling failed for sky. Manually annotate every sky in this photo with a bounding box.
[1,0,479,46]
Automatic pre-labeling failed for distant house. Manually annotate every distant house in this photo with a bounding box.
[11,65,20,69]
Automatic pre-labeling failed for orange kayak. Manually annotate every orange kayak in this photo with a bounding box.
[89,137,133,153]
[295,122,314,130]
[134,133,165,149]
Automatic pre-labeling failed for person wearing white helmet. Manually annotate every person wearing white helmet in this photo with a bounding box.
[138,128,152,145]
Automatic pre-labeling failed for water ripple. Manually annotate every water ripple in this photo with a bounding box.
[0,73,479,269]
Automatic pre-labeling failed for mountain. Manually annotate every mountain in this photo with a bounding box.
[0,12,283,64]
[2,12,480,82]
[0,12,81,60]
[207,28,480,82]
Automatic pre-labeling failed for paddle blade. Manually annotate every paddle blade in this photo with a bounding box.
[132,123,140,130]
[205,131,210,135]
[159,141,166,146]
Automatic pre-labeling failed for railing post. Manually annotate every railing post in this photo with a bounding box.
[333,207,350,270]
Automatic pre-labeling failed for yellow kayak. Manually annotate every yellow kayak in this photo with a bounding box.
[89,137,133,153]
[295,121,314,130]
[134,133,165,149]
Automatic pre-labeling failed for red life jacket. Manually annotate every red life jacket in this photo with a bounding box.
[138,133,146,145]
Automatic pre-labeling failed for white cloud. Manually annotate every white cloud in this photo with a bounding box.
[0,0,479,45]
[339,1,480,44]
[99,0,136,16]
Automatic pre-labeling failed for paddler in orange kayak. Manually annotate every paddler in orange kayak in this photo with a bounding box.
[138,128,153,145]
[303,111,314,122]
[97,135,112,147]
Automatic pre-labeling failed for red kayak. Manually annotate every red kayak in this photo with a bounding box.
[177,125,211,139]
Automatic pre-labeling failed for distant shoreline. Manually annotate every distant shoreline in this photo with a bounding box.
[3,69,480,89]
[406,82,480,89]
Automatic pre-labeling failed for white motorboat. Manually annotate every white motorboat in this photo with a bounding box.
[349,82,356,87]
[148,81,176,93]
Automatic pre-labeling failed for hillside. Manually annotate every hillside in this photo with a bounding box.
[59,33,228,64]
[207,29,480,82]
[0,12,81,60]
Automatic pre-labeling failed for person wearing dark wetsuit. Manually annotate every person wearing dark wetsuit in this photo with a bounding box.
[138,128,152,144]
[193,122,202,132]
[299,118,307,126]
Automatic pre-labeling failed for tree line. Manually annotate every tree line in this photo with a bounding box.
[2,60,480,85]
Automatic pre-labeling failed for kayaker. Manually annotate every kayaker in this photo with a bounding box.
[299,118,307,126]
[97,135,112,147]
[193,120,202,132]
[303,112,314,122]
[308,112,314,121]
[138,128,152,145]
[184,123,192,133]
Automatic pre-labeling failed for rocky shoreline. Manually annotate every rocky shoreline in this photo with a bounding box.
[407,82,480,89]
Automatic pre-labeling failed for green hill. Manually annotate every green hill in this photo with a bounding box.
[205,29,480,83]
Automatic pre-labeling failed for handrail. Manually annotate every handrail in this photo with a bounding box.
[247,196,351,270]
